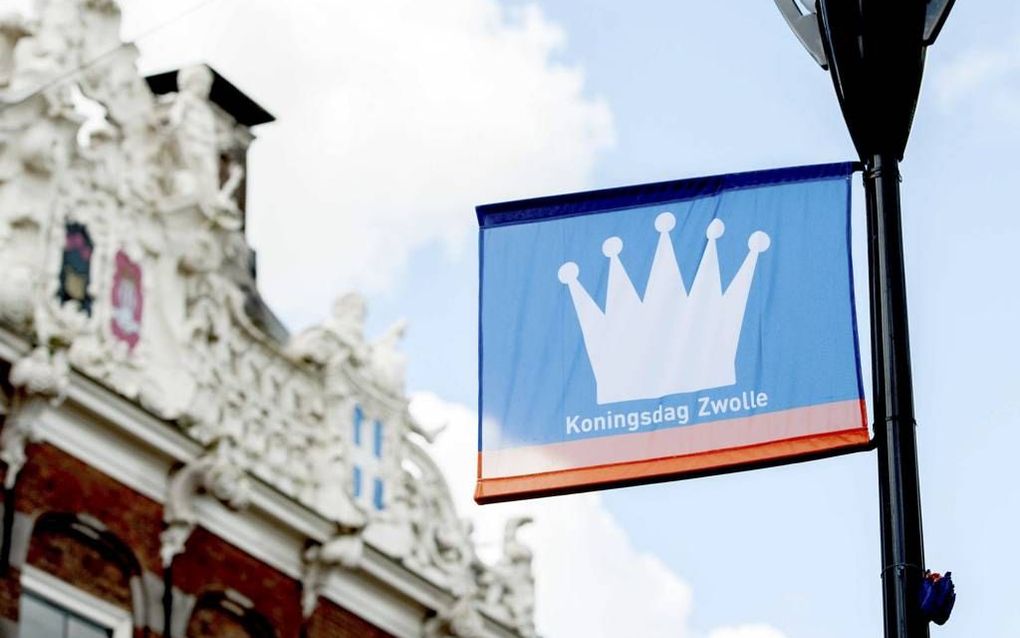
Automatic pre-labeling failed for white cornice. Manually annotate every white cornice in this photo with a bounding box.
[38,400,173,503]
[66,372,203,465]
[360,543,452,612]
[322,565,428,638]
[245,479,339,543]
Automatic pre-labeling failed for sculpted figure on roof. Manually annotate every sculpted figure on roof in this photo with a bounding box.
[157,64,243,228]
[368,318,408,395]
[288,292,371,370]
[478,517,537,637]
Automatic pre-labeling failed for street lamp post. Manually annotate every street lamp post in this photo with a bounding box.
[775,2,956,637]
[865,152,927,638]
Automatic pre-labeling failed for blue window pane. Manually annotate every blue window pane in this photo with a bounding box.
[20,593,65,638]
[372,478,384,510]
[353,405,363,446]
[68,617,112,638]
[353,465,362,498]
[21,591,113,638]
[372,420,383,458]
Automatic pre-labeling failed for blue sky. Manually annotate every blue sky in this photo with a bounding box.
[371,3,1020,636]
[119,0,1020,635]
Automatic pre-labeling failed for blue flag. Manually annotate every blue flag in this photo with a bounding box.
[476,163,868,503]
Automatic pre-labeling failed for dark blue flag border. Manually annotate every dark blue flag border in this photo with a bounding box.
[477,161,859,228]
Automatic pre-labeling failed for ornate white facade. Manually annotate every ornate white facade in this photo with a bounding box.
[0,1,535,636]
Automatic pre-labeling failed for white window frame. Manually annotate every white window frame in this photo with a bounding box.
[20,564,133,638]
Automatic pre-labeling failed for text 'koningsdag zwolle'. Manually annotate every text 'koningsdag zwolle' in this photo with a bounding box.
[565,390,769,435]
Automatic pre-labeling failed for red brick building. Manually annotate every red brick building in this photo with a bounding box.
[0,2,535,637]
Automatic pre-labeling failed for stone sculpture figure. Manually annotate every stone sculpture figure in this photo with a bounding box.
[288,292,371,369]
[327,292,370,365]
[424,595,486,638]
[159,64,242,229]
[3,1,83,98]
[0,13,28,88]
[163,65,216,198]
[480,517,536,637]
[369,319,408,395]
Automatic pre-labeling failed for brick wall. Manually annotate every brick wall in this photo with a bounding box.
[186,605,255,638]
[0,568,19,623]
[27,527,135,608]
[0,443,395,638]
[16,444,164,574]
[173,527,303,637]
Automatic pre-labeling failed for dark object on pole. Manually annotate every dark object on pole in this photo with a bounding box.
[919,571,956,625]
[775,1,957,637]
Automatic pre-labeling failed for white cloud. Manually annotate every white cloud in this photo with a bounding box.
[934,37,1020,117]
[112,3,785,634]
[412,392,787,638]
[119,0,614,327]
[707,625,788,638]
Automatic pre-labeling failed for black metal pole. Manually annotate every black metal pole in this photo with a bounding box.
[863,154,928,638]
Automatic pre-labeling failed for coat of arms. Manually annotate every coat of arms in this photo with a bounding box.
[111,250,142,350]
[57,222,94,315]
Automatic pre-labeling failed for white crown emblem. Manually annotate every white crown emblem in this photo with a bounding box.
[558,213,771,404]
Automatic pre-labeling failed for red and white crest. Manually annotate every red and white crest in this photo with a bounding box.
[110,250,143,350]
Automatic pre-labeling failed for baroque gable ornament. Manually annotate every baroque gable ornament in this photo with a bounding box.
[0,1,537,633]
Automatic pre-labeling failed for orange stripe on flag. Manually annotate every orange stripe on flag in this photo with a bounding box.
[475,400,869,503]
